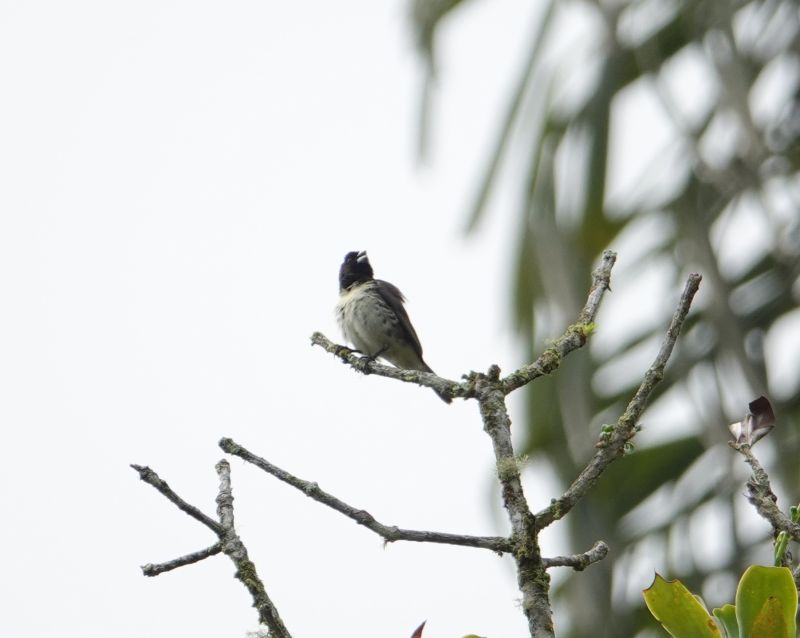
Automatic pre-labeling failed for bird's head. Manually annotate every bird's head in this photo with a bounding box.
[339,250,374,290]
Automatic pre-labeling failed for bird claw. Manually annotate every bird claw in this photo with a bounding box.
[354,355,373,374]
[354,347,388,375]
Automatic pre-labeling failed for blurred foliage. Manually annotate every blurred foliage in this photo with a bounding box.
[412,0,800,636]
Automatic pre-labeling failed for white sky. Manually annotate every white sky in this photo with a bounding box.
[0,2,547,637]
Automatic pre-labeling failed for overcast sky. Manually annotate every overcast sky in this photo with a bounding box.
[0,2,553,637]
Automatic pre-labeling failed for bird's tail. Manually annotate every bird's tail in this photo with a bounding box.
[420,361,452,404]
[434,388,453,404]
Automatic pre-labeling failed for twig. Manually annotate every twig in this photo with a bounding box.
[536,273,702,529]
[310,332,464,400]
[219,438,512,553]
[500,250,617,394]
[542,541,609,571]
[142,543,223,576]
[133,463,292,638]
[729,442,800,542]
[131,464,224,535]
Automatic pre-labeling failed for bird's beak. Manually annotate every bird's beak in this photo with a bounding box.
[356,250,368,262]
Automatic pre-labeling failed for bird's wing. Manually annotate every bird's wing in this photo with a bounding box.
[374,279,424,358]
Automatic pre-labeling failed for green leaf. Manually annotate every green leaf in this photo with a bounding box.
[735,566,797,638]
[711,604,738,638]
[750,597,787,637]
[643,573,722,637]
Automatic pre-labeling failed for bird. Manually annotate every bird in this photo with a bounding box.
[335,250,451,403]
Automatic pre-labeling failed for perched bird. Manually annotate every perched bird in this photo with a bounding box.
[336,250,451,403]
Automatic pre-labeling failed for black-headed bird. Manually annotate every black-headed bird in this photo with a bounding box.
[336,250,451,403]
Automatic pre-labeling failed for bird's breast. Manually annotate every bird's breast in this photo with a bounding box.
[336,283,398,357]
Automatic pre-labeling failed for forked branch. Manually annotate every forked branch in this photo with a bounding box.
[132,463,292,638]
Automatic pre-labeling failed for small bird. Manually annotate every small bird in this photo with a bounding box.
[336,250,451,403]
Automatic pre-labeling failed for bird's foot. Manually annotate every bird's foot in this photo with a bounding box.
[354,347,387,374]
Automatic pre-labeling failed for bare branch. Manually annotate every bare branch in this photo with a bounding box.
[475,365,552,638]
[133,462,293,638]
[542,541,609,571]
[131,464,224,535]
[142,543,223,577]
[219,438,511,553]
[310,332,464,401]
[730,442,800,542]
[215,460,292,638]
[500,250,617,394]
[536,273,702,529]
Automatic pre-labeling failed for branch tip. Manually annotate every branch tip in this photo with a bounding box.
[535,272,701,529]
[501,250,619,393]
[542,541,609,571]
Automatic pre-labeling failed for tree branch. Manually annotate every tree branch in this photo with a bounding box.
[310,332,464,400]
[142,543,223,577]
[475,365,553,638]
[542,541,609,571]
[536,273,702,529]
[133,462,292,638]
[730,442,800,541]
[500,250,617,394]
[215,460,292,637]
[219,438,512,553]
[131,464,224,535]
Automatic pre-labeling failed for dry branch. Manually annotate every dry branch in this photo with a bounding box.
[132,463,292,638]
[536,273,702,529]
[730,442,800,541]
[219,437,512,553]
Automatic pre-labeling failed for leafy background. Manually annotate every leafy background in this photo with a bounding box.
[413,0,800,636]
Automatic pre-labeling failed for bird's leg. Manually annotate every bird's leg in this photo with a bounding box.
[355,345,388,374]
